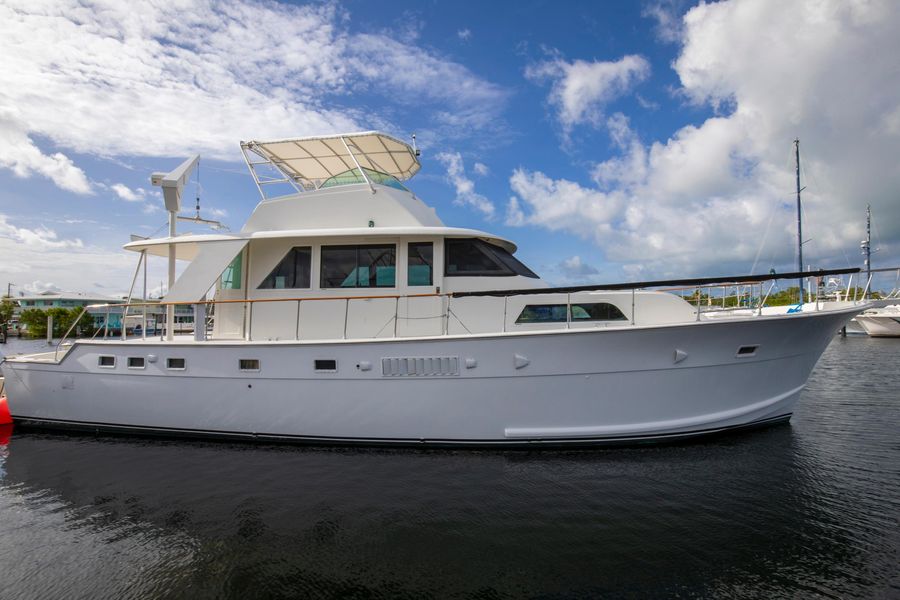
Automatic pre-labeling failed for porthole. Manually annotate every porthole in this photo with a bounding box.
[127,356,145,369]
[167,358,186,370]
[735,345,759,358]
[98,355,116,368]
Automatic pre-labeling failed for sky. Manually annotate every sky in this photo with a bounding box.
[1,0,899,297]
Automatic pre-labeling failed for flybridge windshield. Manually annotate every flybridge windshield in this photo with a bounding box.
[320,167,409,192]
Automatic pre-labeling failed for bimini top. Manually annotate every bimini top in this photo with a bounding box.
[241,131,421,198]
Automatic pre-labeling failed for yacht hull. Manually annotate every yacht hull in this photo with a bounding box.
[855,314,900,337]
[1,307,858,446]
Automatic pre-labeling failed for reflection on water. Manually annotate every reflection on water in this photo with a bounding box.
[1,336,898,599]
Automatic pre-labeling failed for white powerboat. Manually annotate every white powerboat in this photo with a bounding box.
[0,132,868,446]
[855,305,900,337]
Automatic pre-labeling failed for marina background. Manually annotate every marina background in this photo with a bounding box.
[1,334,898,598]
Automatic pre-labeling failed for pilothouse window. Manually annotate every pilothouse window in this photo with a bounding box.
[408,242,433,286]
[258,247,311,289]
[445,238,538,278]
[321,244,396,288]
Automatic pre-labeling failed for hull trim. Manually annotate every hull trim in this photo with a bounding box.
[10,413,793,448]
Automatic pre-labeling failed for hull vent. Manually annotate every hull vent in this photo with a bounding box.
[382,356,459,377]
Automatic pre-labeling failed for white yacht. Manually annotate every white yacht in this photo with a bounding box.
[855,305,900,337]
[0,132,868,446]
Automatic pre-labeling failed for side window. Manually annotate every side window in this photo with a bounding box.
[445,238,539,278]
[258,247,312,289]
[408,242,433,286]
[221,252,243,290]
[515,303,627,324]
[321,244,396,288]
[571,303,628,321]
[516,305,568,323]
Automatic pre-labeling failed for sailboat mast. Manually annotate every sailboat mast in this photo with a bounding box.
[864,203,871,298]
[794,139,804,303]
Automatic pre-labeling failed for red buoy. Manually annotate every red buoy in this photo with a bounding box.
[0,394,12,426]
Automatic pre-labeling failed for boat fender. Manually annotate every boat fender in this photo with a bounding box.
[0,394,12,426]
[514,354,530,369]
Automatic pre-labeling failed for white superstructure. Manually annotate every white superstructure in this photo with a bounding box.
[0,132,868,446]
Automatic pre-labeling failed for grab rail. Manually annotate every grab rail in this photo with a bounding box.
[48,267,865,352]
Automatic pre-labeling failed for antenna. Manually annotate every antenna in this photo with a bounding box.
[411,133,420,157]
[794,139,804,304]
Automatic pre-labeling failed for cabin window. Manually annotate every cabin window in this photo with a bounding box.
[515,303,628,324]
[445,238,538,278]
[258,247,311,289]
[127,356,145,369]
[167,357,186,370]
[221,253,243,290]
[321,244,396,288]
[408,242,433,286]
[98,355,116,368]
[571,303,628,322]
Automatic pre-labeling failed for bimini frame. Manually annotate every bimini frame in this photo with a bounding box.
[239,131,421,200]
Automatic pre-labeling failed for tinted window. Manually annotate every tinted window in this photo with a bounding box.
[321,244,396,288]
[127,356,145,368]
[239,359,260,371]
[571,303,628,321]
[445,238,538,278]
[167,357,186,369]
[516,302,627,324]
[408,242,433,286]
[258,247,311,289]
[516,305,568,323]
[221,253,242,290]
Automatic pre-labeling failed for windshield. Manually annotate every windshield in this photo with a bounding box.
[320,167,409,192]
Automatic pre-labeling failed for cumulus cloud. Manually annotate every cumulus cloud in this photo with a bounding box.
[0,108,91,194]
[642,0,688,43]
[110,183,145,203]
[473,162,489,177]
[510,0,900,278]
[436,152,495,219]
[526,53,650,137]
[0,213,164,296]
[0,0,507,192]
[560,256,600,277]
[0,214,84,250]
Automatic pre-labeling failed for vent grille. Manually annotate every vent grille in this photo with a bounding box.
[382,356,459,377]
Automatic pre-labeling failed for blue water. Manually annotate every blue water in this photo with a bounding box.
[0,335,898,599]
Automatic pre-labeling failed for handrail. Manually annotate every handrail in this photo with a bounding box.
[54,306,90,360]
[450,267,861,298]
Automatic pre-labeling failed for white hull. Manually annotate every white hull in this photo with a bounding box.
[855,311,900,337]
[1,306,857,446]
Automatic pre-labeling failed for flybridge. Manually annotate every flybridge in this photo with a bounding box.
[240,131,421,199]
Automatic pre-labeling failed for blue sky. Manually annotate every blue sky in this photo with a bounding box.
[1,0,899,297]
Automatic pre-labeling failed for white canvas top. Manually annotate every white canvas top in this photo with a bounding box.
[242,131,420,187]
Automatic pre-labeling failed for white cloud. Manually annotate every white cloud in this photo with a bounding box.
[110,183,145,203]
[0,214,84,250]
[22,281,62,294]
[560,256,599,277]
[0,108,91,194]
[510,0,900,277]
[642,0,688,43]
[473,162,489,177]
[436,152,495,219]
[0,0,507,192]
[526,54,651,137]
[0,213,167,297]
[458,28,472,41]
